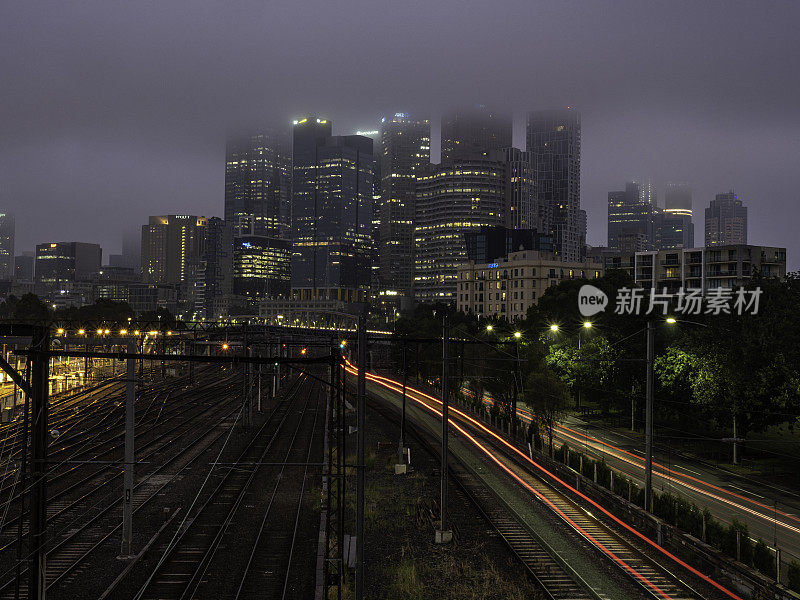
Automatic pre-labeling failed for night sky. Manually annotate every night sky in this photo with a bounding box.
[2,1,798,269]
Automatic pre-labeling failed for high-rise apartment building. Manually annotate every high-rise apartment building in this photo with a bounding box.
[225,129,292,239]
[705,192,747,246]
[414,154,507,303]
[0,213,14,281]
[527,108,582,261]
[378,113,430,296]
[291,117,374,303]
[441,106,512,162]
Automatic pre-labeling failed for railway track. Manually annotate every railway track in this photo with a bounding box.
[358,366,738,600]
[133,373,322,600]
[0,367,250,599]
[364,389,599,600]
[0,372,240,546]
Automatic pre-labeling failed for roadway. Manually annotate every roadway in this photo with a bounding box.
[353,361,751,600]
[513,404,800,568]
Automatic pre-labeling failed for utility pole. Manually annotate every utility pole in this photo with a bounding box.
[512,340,519,437]
[397,342,408,470]
[189,328,197,384]
[29,327,49,600]
[243,326,251,427]
[436,317,452,544]
[355,315,366,600]
[645,320,655,513]
[121,338,136,557]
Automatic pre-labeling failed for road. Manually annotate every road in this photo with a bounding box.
[355,361,753,600]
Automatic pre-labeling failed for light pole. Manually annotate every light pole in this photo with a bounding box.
[645,319,655,512]
[577,321,592,409]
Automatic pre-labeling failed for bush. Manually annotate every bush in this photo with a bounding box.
[752,539,776,579]
[533,425,543,451]
[788,561,800,593]
[675,496,704,539]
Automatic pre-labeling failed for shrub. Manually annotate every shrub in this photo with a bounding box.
[788,561,800,593]
[752,539,776,579]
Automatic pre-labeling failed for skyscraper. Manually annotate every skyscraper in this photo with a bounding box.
[225,129,292,238]
[378,113,430,296]
[503,148,536,231]
[14,251,34,282]
[526,108,582,261]
[607,181,662,251]
[414,154,507,302]
[232,235,291,301]
[441,106,512,162]
[35,242,101,294]
[198,217,233,319]
[705,192,747,246]
[0,213,14,281]
[141,215,207,286]
[661,183,694,248]
[291,117,374,303]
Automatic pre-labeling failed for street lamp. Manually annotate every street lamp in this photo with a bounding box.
[513,331,521,339]
[486,324,493,332]
[549,324,559,332]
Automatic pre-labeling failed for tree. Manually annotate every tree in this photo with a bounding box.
[13,293,51,322]
[524,369,571,457]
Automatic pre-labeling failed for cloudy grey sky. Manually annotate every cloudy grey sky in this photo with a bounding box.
[1,1,798,268]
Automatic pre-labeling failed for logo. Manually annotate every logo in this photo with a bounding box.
[578,285,608,317]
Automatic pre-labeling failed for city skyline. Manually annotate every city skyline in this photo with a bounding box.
[1,2,798,270]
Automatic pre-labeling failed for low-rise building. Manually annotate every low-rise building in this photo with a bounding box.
[456,250,603,321]
[599,245,786,293]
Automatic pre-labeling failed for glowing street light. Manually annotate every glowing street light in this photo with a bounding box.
[133,330,140,336]
[56,328,64,335]
[119,329,127,335]
[513,331,522,339]
[96,329,104,335]
[583,321,593,329]
[221,343,229,350]
[666,317,677,324]
[78,329,85,335]
[549,324,559,332]
[486,324,493,332]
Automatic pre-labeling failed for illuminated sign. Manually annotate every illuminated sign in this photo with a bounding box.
[241,242,252,248]
[488,263,499,268]
[356,130,379,136]
[394,112,409,118]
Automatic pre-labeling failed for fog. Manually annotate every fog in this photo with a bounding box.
[1,0,798,267]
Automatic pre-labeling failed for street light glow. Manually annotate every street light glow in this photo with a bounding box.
[119,329,127,335]
[57,328,64,334]
[550,324,559,332]
[486,325,493,332]
[514,331,522,339]
[666,317,677,324]
[97,329,103,335]
[583,321,593,329]
[78,329,85,335]
[221,343,229,350]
